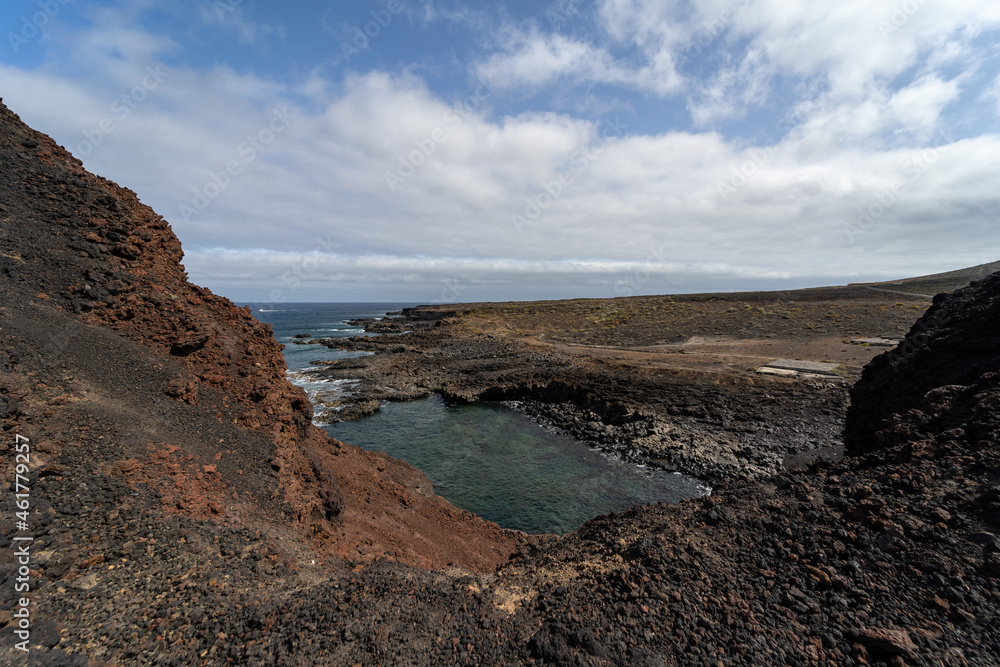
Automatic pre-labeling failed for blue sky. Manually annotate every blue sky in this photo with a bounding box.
[2,0,999,303]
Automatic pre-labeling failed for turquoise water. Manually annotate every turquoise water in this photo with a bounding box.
[326,394,707,535]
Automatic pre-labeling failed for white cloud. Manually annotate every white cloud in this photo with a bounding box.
[5,59,997,297]
[2,2,998,303]
[700,0,1000,130]
[472,0,687,99]
[474,29,683,96]
[582,0,1000,136]
[200,1,286,46]
[888,75,962,138]
[686,49,770,126]
[181,249,801,303]
[477,33,595,87]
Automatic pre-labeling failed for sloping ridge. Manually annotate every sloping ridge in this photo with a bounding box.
[863,261,1000,296]
[0,99,522,571]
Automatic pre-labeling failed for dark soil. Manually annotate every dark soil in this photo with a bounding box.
[1,98,999,666]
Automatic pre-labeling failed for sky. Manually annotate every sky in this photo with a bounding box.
[1,0,998,304]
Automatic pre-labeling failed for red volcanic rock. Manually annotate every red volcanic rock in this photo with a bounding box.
[165,377,198,404]
[0,98,522,572]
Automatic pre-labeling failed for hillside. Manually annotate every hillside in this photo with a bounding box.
[0,98,524,574]
[860,261,1000,297]
[2,100,999,665]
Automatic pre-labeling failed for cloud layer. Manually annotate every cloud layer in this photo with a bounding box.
[1,0,997,302]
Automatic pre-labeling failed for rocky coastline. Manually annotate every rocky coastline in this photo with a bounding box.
[2,99,999,665]
[295,310,849,483]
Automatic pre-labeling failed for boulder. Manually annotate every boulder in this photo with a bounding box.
[857,626,918,658]
[845,271,1000,454]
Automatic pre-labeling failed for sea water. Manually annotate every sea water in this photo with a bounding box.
[328,394,707,534]
[252,303,707,535]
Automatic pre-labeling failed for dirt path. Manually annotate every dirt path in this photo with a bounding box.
[864,285,935,299]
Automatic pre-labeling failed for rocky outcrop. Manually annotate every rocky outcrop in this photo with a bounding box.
[344,317,409,333]
[0,98,344,531]
[3,99,999,665]
[846,271,1000,454]
[306,331,847,481]
[0,99,523,571]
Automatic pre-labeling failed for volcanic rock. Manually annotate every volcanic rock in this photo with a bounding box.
[2,97,999,666]
[846,271,1000,454]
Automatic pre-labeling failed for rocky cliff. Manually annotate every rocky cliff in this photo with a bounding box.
[846,271,1000,455]
[2,100,998,665]
[0,99,522,571]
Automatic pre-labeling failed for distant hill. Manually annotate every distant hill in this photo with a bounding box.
[851,261,1000,297]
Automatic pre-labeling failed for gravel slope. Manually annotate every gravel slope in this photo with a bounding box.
[1,99,998,666]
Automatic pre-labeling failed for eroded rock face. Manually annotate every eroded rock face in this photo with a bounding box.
[845,271,1000,455]
[0,98,343,530]
[0,99,523,571]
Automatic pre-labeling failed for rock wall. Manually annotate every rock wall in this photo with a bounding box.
[845,270,1000,454]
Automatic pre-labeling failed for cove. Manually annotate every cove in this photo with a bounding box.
[325,394,707,535]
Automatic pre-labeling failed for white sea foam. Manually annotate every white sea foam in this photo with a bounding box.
[286,370,361,424]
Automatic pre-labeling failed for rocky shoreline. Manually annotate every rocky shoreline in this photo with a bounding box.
[2,99,999,665]
[294,317,849,483]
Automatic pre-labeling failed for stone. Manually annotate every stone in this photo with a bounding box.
[165,377,198,404]
[984,552,1000,577]
[857,626,918,658]
[71,571,100,591]
[0,395,20,418]
[171,329,212,356]
[929,508,952,523]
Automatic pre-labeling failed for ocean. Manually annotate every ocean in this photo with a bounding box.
[251,303,707,534]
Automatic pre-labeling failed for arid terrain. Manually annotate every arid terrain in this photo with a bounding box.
[298,271,998,482]
[2,100,999,666]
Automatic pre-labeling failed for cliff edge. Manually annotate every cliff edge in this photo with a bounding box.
[846,271,1000,455]
[0,99,522,572]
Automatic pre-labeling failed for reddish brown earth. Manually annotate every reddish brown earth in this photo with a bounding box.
[0,99,524,574]
[1,100,999,666]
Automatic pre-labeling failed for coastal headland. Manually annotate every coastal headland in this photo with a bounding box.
[2,100,999,665]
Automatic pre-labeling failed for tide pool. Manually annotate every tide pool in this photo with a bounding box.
[326,394,706,535]
[254,304,708,535]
